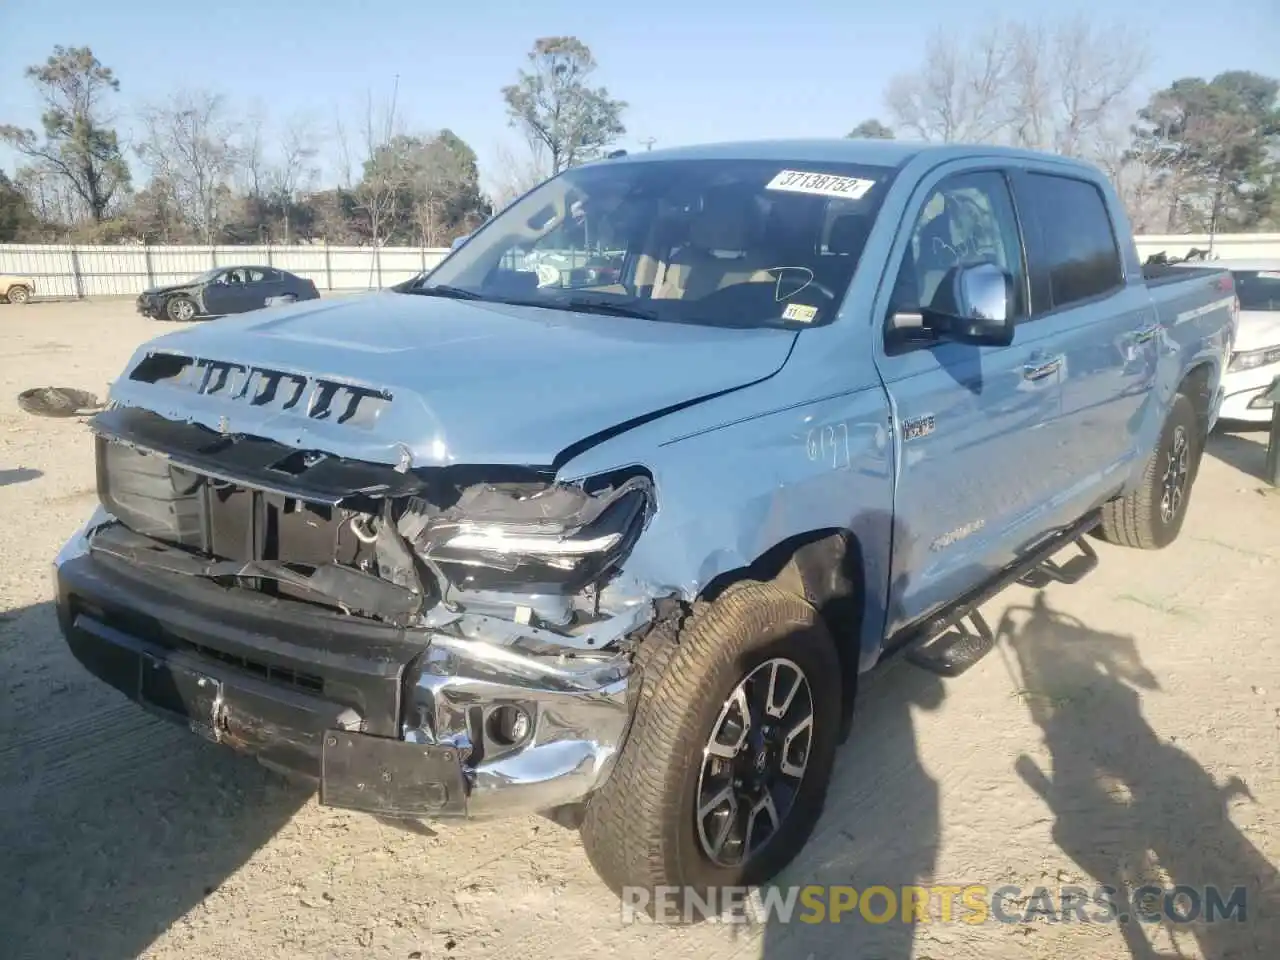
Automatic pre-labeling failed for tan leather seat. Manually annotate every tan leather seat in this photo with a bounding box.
[652,191,774,300]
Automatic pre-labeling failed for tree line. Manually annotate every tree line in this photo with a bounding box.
[0,37,624,247]
[853,19,1279,235]
[2,21,1277,247]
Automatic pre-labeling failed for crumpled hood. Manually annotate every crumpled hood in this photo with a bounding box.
[140,283,196,297]
[107,291,797,468]
[1234,311,1280,352]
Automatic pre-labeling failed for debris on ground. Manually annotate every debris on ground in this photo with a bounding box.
[16,386,102,418]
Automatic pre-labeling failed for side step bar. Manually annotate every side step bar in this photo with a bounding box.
[905,609,994,677]
[881,511,1102,677]
[1016,536,1098,588]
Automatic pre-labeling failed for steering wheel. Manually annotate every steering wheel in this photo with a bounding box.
[767,266,836,304]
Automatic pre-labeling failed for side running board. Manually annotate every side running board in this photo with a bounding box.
[883,514,1103,678]
[1016,536,1099,588]
[905,610,994,677]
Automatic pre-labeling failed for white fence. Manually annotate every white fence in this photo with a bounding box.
[0,243,453,299]
[2,234,1278,301]
[1133,233,1280,263]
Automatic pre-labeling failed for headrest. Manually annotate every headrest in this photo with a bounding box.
[688,189,757,252]
[828,215,870,256]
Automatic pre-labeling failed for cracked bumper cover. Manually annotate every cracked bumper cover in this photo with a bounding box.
[53,515,636,819]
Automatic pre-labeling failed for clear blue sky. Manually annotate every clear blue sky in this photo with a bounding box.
[2,0,1277,189]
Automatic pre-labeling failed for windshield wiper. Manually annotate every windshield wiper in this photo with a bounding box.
[554,297,661,321]
[407,283,485,300]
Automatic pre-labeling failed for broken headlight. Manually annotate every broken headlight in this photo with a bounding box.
[405,475,652,594]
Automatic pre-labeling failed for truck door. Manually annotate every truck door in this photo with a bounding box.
[1009,170,1158,507]
[873,166,1064,636]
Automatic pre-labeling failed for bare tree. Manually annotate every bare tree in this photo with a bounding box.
[239,105,269,199]
[885,17,1148,159]
[13,162,82,230]
[136,90,241,242]
[352,85,410,250]
[270,116,319,242]
[1095,127,1183,234]
[484,140,551,213]
[330,107,360,193]
[885,27,1013,143]
[1029,17,1148,157]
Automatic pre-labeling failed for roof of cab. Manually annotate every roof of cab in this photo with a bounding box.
[605,138,1103,174]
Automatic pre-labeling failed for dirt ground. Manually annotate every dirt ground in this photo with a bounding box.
[2,297,1277,960]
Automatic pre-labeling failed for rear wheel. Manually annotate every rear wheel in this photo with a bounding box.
[580,582,842,918]
[6,285,30,305]
[166,296,197,322]
[1097,393,1199,549]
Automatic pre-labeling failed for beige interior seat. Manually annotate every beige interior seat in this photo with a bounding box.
[651,191,774,300]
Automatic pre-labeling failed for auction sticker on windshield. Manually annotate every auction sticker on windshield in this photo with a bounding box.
[766,170,876,200]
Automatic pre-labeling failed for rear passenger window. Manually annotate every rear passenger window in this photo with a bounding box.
[1022,174,1123,309]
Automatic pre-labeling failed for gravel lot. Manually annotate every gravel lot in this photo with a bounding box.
[2,297,1278,960]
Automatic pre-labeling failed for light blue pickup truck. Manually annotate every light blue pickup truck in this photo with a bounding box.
[55,139,1235,908]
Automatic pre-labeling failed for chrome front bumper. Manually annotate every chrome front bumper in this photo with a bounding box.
[53,511,637,820]
[404,634,632,818]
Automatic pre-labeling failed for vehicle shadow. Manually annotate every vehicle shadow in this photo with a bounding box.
[0,599,310,960]
[758,520,944,960]
[756,659,944,959]
[1205,425,1270,479]
[0,467,43,487]
[1000,591,1280,958]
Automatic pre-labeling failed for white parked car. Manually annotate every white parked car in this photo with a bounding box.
[1216,261,1280,423]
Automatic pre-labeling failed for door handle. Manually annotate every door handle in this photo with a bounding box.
[1134,323,1160,344]
[1023,356,1062,381]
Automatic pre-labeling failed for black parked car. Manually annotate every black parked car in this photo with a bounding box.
[137,266,320,321]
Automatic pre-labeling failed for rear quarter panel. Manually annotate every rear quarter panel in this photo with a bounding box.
[1145,268,1233,445]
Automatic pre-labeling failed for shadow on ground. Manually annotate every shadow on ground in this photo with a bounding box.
[0,467,43,487]
[1205,425,1271,480]
[759,661,944,959]
[757,589,1279,959]
[0,600,310,960]
[1001,591,1279,958]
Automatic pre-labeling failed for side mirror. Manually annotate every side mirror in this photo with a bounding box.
[922,262,1015,347]
[450,233,471,252]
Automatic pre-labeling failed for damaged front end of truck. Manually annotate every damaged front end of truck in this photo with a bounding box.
[53,349,681,823]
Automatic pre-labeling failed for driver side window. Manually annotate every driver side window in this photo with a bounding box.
[888,170,1026,325]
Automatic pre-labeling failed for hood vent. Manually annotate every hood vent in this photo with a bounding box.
[129,352,392,430]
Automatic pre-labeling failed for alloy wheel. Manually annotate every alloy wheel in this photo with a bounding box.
[694,657,815,867]
[1160,424,1190,524]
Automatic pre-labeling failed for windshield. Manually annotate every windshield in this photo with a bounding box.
[413,157,896,329]
[173,269,219,286]
[1233,270,1280,312]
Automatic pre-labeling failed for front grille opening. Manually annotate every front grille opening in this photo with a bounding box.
[130,352,193,384]
[188,642,324,693]
[72,597,325,695]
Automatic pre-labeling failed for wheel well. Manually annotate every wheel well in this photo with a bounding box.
[701,529,865,735]
[1178,362,1214,444]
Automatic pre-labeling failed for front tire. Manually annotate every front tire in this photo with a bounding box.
[580,582,842,918]
[166,296,197,322]
[6,285,31,304]
[1097,392,1200,549]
